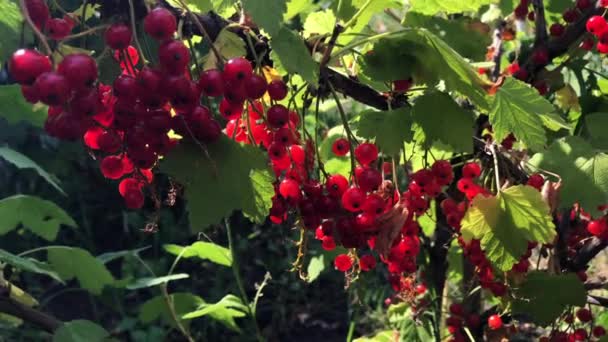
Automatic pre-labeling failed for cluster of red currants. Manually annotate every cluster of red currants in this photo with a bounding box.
[24,0,76,40]
[444,302,483,342]
[538,308,605,341]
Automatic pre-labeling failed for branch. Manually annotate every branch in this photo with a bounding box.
[588,295,608,307]
[569,237,608,272]
[522,4,602,78]
[531,0,548,46]
[0,295,62,333]
[491,21,506,81]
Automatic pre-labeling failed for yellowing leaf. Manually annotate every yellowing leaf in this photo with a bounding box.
[461,185,555,271]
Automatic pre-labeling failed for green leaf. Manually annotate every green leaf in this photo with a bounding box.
[584,112,608,150]
[0,249,62,282]
[363,30,490,109]
[403,13,491,61]
[242,0,286,37]
[446,240,463,283]
[306,254,325,283]
[202,29,246,70]
[210,0,237,17]
[354,330,396,342]
[271,26,319,86]
[409,0,493,15]
[0,195,76,241]
[340,0,401,42]
[0,0,23,63]
[528,137,608,217]
[324,157,351,178]
[411,91,474,153]
[0,147,64,194]
[48,247,114,295]
[139,293,203,329]
[539,112,570,132]
[96,246,150,264]
[417,200,436,236]
[0,85,47,127]
[355,107,412,156]
[160,137,274,231]
[284,0,317,20]
[460,185,556,271]
[489,78,552,150]
[52,320,109,342]
[163,241,232,266]
[165,0,212,11]
[303,9,336,38]
[182,294,247,332]
[126,274,189,290]
[512,272,586,326]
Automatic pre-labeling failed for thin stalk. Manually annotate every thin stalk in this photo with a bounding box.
[225,218,264,342]
[327,81,358,182]
[331,29,409,59]
[343,0,373,29]
[61,25,109,42]
[127,0,148,64]
[19,0,52,56]
[489,144,501,192]
[161,248,195,342]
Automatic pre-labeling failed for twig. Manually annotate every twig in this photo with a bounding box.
[19,0,52,56]
[0,294,62,333]
[491,21,506,81]
[61,25,109,42]
[127,0,148,64]
[531,0,548,46]
[176,0,224,68]
[569,237,608,272]
[225,218,264,342]
[488,144,501,192]
[319,24,344,69]
[327,81,358,182]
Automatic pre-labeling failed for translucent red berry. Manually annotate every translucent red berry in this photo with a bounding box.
[34,72,70,106]
[158,40,190,75]
[357,167,382,192]
[334,254,353,272]
[25,0,50,29]
[532,48,549,65]
[354,143,378,166]
[46,18,72,40]
[549,23,565,37]
[587,16,607,36]
[526,173,544,190]
[267,104,289,128]
[359,255,376,271]
[326,174,348,198]
[488,315,502,330]
[279,178,302,203]
[341,186,366,212]
[223,57,253,83]
[57,53,98,90]
[362,193,385,215]
[267,80,288,100]
[105,23,132,50]
[100,155,125,179]
[332,138,350,156]
[198,69,224,97]
[593,326,607,337]
[576,308,592,322]
[462,162,481,179]
[8,49,52,85]
[588,219,608,239]
[243,74,267,100]
[144,7,176,41]
[124,187,145,209]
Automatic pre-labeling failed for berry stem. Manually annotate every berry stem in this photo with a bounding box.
[19,0,53,57]
[163,249,196,342]
[343,0,373,29]
[177,0,224,68]
[60,25,109,42]
[327,81,358,183]
[127,0,148,64]
[489,143,501,192]
[224,218,265,342]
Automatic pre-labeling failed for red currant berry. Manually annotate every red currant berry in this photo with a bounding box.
[357,167,382,192]
[46,18,72,40]
[576,308,592,322]
[587,16,607,36]
[362,193,385,215]
[97,130,122,153]
[514,3,528,19]
[487,315,502,330]
[100,155,125,179]
[573,328,588,341]
[113,74,137,98]
[341,186,366,212]
[124,187,145,209]
[550,23,565,37]
[462,162,481,179]
[593,326,607,337]
[57,53,98,90]
[415,284,427,295]
[577,0,592,10]
[588,219,608,238]
[198,69,224,97]
[532,48,550,65]
[526,173,544,190]
[326,174,348,198]
[20,85,39,103]
[332,138,350,156]
[354,142,378,166]
[223,57,253,83]
[279,178,302,203]
[158,40,190,75]
[562,8,579,23]
[34,72,70,106]
[598,42,608,54]
[580,37,595,51]
[267,104,289,128]
[268,142,287,160]
[119,177,144,197]
[143,7,176,41]
[267,79,288,100]
[334,254,353,272]
[105,23,132,50]
[8,49,52,85]
[359,254,376,271]
[243,74,268,99]
[393,78,412,92]
[449,303,464,316]
[25,0,50,29]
